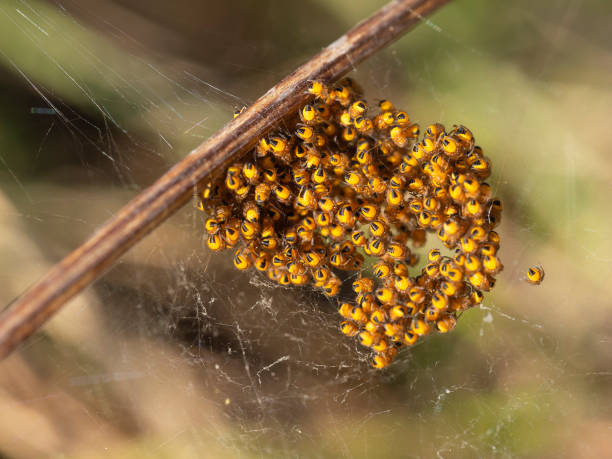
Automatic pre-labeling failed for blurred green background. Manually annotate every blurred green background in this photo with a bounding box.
[1,0,611,457]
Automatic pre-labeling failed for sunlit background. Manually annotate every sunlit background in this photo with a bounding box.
[1,0,611,457]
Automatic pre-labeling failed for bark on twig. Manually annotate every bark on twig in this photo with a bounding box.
[0,0,452,359]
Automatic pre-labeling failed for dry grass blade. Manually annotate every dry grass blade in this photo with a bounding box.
[0,0,452,359]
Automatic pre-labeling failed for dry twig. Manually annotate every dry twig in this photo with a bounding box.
[0,0,452,359]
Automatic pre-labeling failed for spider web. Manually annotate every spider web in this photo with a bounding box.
[0,0,611,457]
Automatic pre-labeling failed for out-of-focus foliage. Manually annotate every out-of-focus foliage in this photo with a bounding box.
[1,0,611,457]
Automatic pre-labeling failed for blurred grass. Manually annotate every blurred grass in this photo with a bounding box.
[1,0,611,457]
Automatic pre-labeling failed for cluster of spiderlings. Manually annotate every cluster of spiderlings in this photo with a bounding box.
[197,77,503,369]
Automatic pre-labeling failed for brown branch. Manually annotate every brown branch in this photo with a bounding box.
[0,0,452,359]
